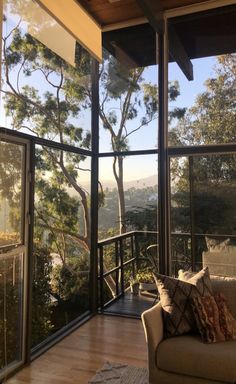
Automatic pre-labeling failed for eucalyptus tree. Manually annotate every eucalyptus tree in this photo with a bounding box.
[99,53,185,233]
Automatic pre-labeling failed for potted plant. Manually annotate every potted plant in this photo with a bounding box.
[136,270,156,292]
[129,277,140,295]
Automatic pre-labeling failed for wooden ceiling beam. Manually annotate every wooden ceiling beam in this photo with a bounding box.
[168,24,193,80]
[137,0,193,80]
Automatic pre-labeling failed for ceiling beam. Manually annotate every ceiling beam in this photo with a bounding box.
[136,0,164,34]
[137,0,193,81]
[168,25,193,81]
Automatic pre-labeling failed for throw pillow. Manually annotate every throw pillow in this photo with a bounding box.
[205,236,230,252]
[178,269,195,281]
[153,267,212,338]
[191,293,236,343]
[178,267,212,296]
[210,275,236,319]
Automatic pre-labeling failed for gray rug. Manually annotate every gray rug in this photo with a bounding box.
[88,361,148,384]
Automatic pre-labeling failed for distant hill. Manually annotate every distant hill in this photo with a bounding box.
[102,174,158,191]
[67,174,158,197]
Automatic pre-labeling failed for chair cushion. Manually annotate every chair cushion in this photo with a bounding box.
[153,268,212,338]
[191,293,236,343]
[203,250,236,277]
[205,236,230,252]
[157,334,236,383]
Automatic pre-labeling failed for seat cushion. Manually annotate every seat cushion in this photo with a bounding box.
[157,334,236,383]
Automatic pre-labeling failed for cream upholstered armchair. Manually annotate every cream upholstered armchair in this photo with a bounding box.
[142,252,236,384]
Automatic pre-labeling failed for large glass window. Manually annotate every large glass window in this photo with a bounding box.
[99,48,158,152]
[32,144,91,348]
[168,6,236,147]
[99,154,158,239]
[1,0,92,150]
[170,153,236,275]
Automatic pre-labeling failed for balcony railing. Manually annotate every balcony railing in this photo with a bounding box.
[98,231,236,310]
[98,230,158,310]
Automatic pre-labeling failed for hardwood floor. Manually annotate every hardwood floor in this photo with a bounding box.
[7,315,148,384]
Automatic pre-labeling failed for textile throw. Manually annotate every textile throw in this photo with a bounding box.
[88,361,148,384]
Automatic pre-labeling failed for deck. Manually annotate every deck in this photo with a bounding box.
[103,292,156,318]
[7,315,147,384]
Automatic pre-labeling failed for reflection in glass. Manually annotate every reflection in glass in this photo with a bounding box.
[1,0,92,149]
[32,145,91,348]
[170,154,236,275]
[0,250,23,371]
[0,141,24,247]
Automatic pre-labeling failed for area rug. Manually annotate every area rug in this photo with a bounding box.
[88,361,148,384]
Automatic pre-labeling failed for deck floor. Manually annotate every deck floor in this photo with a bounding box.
[103,292,156,318]
[7,315,147,384]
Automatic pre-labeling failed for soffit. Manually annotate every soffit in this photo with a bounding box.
[77,0,206,27]
[102,4,236,68]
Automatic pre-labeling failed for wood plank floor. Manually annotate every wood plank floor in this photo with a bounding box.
[7,315,148,384]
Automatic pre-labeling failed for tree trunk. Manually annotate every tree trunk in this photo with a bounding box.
[117,157,126,234]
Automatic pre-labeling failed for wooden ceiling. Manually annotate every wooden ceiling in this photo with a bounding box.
[77,0,207,27]
[76,0,236,77]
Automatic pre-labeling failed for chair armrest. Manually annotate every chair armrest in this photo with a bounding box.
[141,302,163,369]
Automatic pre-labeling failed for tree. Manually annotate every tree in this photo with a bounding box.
[99,53,185,234]
[2,21,92,254]
[169,54,236,267]
[170,54,236,147]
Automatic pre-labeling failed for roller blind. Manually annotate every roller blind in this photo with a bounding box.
[35,0,102,62]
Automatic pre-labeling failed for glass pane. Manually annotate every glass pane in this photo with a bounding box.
[0,141,24,247]
[170,156,191,275]
[99,154,158,290]
[32,145,91,348]
[0,249,23,371]
[168,6,236,146]
[1,0,92,149]
[99,48,158,152]
[170,153,236,276]
[99,154,158,238]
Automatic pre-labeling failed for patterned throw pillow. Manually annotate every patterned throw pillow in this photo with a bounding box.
[191,293,236,343]
[178,268,213,296]
[153,267,212,338]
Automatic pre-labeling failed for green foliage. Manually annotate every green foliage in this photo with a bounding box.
[51,256,89,302]
[136,270,154,284]
[125,204,157,231]
[31,244,54,347]
[170,54,236,146]
[0,142,23,232]
[0,262,20,368]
